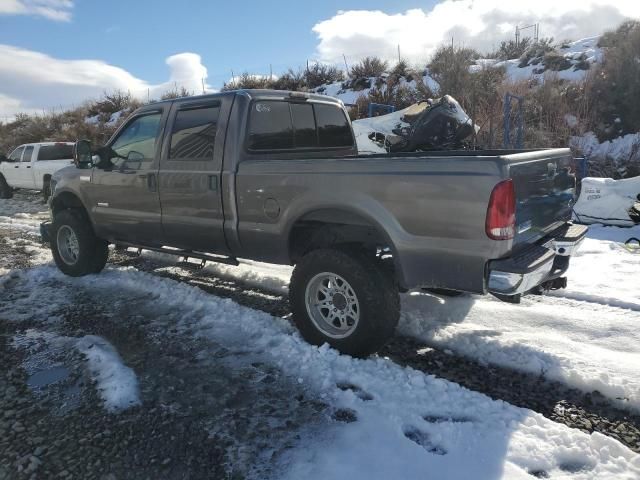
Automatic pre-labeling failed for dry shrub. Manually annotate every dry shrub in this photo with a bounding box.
[591,20,640,141]
[161,86,192,100]
[350,56,388,78]
[305,63,344,89]
[221,73,275,91]
[273,69,307,91]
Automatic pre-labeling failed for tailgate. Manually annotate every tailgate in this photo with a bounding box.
[507,149,575,245]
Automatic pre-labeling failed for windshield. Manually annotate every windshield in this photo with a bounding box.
[38,144,74,161]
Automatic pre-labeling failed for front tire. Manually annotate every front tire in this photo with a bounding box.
[51,209,109,276]
[290,248,400,357]
[0,175,12,199]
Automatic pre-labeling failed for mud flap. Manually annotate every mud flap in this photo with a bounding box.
[40,222,52,244]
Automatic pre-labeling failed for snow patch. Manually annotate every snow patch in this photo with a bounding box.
[571,132,640,164]
[76,335,141,412]
[399,225,640,412]
[75,266,640,479]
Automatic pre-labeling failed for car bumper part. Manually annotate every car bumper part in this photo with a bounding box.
[488,222,588,296]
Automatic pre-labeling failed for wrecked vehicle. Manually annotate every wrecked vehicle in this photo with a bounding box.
[367,95,477,152]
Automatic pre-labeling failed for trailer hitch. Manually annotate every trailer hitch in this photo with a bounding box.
[530,276,568,295]
[542,276,567,291]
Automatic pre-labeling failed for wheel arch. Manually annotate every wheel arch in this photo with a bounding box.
[51,190,91,222]
[286,206,405,286]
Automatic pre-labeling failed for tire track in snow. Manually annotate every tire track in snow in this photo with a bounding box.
[110,252,640,453]
[545,291,640,313]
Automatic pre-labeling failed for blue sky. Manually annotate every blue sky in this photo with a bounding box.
[1,0,427,86]
[0,0,638,117]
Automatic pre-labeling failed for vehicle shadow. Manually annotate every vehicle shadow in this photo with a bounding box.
[105,257,539,478]
[110,254,640,456]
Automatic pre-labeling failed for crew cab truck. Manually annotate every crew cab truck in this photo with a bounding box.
[43,90,587,356]
[0,142,75,201]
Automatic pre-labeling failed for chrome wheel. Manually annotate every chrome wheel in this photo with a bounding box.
[56,225,80,265]
[305,272,360,339]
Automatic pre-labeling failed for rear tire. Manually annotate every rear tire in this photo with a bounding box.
[0,175,12,199]
[51,209,109,276]
[290,248,400,357]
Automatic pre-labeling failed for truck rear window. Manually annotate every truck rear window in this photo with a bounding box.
[247,100,352,151]
[38,144,73,161]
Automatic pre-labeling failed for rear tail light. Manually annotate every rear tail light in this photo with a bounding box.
[486,179,516,240]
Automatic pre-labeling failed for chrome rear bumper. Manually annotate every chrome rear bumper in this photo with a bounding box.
[488,223,587,296]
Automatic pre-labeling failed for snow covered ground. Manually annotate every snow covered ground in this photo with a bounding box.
[402,224,640,414]
[1,192,640,478]
[4,262,639,479]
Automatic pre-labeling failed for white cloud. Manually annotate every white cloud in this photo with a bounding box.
[312,0,640,65]
[0,45,214,117]
[0,0,73,21]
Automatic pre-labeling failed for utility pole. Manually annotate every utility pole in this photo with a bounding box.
[201,78,205,94]
[342,54,349,74]
[270,64,273,80]
[231,70,235,85]
[397,44,401,63]
[516,23,539,46]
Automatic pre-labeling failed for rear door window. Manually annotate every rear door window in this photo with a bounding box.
[37,144,73,161]
[248,101,293,150]
[169,104,220,160]
[315,103,353,147]
[8,146,24,162]
[22,146,34,162]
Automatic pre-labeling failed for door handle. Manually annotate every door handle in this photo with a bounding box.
[209,175,218,192]
[26,165,31,168]
[139,173,157,192]
[14,165,18,168]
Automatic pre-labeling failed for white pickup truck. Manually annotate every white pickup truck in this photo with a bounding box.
[0,142,75,200]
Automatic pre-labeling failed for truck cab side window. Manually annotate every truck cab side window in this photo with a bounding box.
[170,105,220,160]
[8,146,24,162]
[248,101,294,150]
[110,113,162,169]
[22,146,34,162]
[38,144,74,161]
[315,104,353,148]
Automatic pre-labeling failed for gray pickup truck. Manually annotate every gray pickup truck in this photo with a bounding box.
[43,89,587,356]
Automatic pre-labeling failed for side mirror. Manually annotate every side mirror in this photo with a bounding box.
[73,139,93,168]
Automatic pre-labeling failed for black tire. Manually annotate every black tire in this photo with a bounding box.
[51,209,109,276]
[0,175,12,199]
[290,248,400,357]
[42,178,51,203]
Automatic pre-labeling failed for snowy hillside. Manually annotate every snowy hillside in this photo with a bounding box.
[315,36,603,107]
[482,36,603,83]
[314,72,439,105]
